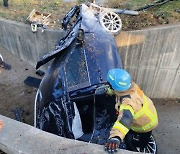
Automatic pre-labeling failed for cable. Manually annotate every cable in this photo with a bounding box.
[135,0,174,11]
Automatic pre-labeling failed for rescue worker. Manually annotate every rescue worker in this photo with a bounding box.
[105,68,158,153]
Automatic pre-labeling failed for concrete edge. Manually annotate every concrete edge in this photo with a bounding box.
[0,115,139,154]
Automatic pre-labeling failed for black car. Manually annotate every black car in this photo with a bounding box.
[34,3,157,153]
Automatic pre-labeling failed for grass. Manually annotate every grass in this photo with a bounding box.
[151,0,180,24]
[105,0,180,30]
[104,0,153,9]
[0,0,179,30]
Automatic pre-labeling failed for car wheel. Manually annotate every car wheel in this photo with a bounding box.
[136,135,157,154]
[99,11,122,36]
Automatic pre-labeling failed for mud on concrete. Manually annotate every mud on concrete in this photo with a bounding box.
[0,46,180,154]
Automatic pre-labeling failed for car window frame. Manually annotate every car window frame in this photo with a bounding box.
[63,45,90,92]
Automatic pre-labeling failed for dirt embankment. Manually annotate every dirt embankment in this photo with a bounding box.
[0,0,179,31]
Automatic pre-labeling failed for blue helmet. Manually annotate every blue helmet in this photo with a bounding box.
[107,68,131,91]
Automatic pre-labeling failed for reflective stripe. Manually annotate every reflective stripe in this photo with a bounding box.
[109,75,115,80]
[146,109,155,121]
[113,121,129,135]
[120,104,134,116]
[131,116,157,132]
[132,96,158,132]
[133,96,149,120]
[118,81,127,86]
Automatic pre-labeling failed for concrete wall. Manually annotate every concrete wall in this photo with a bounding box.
[117,24,180,98]
[0,115,138,154]
[0,18,64,69]
[0,17,180,98]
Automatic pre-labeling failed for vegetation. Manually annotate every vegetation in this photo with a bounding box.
[0,0,77,29]
[104,0,180,30]
[0,0,179,30]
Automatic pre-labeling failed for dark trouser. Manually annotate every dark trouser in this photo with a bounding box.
[125,129,152,152]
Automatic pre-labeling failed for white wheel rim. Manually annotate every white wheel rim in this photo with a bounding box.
[136,135,157,154]
[100,12,122,34]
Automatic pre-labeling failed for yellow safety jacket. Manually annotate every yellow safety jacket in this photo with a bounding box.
[109,82,158,140]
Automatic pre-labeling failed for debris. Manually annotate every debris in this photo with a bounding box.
[12,108,25,122]
[26,9,51,32]
[176,9,180,13]
[35,70,45,77]
[175,100,178,103]
[24,76,41,88]
[0,54,11,70]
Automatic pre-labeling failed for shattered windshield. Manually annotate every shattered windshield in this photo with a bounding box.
[65,47,89,90]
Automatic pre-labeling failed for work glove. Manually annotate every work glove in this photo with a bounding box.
[105,137,126,153]
[106,87,114,96]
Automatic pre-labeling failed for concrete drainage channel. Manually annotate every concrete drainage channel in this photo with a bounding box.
[0,18,180,154]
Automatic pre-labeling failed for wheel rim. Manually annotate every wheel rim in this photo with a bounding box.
[100,12,122,35]
[136,135,157,154]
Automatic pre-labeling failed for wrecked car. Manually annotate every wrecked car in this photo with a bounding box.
[34,2,156,153]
